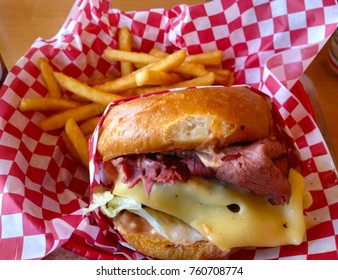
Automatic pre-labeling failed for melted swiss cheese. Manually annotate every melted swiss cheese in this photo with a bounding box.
[112,168,308,250]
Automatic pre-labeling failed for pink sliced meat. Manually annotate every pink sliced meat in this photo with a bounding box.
[111,154,190,198]
[106,138,291,205]
[211,139,291,205]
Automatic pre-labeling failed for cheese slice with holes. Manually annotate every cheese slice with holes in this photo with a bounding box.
[111,168,309,250]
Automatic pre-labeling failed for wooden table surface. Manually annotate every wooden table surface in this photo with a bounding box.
[0,0,337,259]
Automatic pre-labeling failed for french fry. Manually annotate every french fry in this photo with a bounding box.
[133,49,187,72]
[205,68,232,85]
[206,68,232,77]
[148,48,168,58]
[54,72,123,105]
[68,94,91,103]
[147,49,211,78]
[38,58,62,99]
[148,48,219,78]
[212,74,231,85]
[185,50,223,66]
[120,88,137,97]
[173,63,209,78]
[177,72,216,87]
[228,74,235,86]
[132,48,167,68]
[87,77,115,86]
[118,27,134,76]
[61,130,81,163]
[135,72,215,95]
[79,116,101,136]
[40,103,106,131]
[149,49,186,72]
[135,69,183,86]
[104,49,158,65]
[65,118,89,167]
[152,48,222,66]
[95,49,187,93]
[85,133,93,142]
[18,97,83,111]
[94,73,137,93]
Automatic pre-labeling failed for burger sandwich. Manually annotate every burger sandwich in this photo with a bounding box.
[87,86,312,259]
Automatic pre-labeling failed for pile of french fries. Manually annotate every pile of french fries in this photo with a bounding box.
[18,27,234,168]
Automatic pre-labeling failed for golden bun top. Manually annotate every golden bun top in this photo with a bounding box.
[98,86,273,161]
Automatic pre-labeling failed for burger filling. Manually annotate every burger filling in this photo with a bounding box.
[89,168,311,250]
[87,138,312,251]
[103,138,290,205]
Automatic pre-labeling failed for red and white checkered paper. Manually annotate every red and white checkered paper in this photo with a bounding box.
[0,0,337,260]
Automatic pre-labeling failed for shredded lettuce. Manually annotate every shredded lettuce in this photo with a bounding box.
[85,188,204,244]
[83,186,114,214]
[141,206,205,244]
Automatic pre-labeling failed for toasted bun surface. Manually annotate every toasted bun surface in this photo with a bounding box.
[98,86,273,161]
[113,211,233,260]
[120,231,233,260]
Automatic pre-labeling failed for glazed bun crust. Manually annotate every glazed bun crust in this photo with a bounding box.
[98,86,273,161]
[113,211,233,260]
[119,231,233,260]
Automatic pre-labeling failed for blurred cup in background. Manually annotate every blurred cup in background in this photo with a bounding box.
[0,53,8,87]
[328,28,338,76]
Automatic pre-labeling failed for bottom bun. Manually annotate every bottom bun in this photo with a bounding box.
[113,211,233,260]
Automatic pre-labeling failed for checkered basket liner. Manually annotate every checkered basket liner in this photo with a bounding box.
[0,0,337,259]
